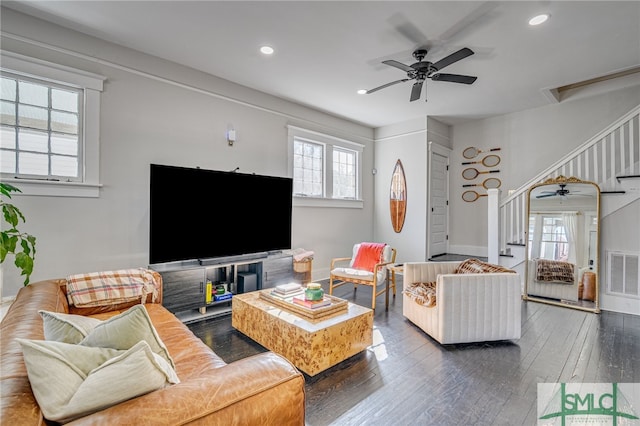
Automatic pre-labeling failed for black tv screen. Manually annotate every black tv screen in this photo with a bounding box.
[149,164,293,264]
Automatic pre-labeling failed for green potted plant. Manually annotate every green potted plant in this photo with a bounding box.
[1,183,36,285]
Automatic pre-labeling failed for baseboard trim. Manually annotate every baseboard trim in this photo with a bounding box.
[448,245,488,258]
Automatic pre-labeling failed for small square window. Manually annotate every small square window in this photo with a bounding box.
[0,72,82,181]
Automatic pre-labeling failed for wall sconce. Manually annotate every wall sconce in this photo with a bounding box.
[226,128,236,146]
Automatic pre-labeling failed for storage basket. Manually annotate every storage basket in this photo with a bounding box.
[293,259,312,284]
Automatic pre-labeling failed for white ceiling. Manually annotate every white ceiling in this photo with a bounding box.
[4,1,640,128]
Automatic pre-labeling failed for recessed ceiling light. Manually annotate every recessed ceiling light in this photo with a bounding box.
[260,45,274,55]
[529,14,549,26]
[357,89,367,95]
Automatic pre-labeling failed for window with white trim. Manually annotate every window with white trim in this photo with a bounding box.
[1,73,83,181]
[332,147,357,199]
[528,215,569,261]
[293,138,323,197]
[288,126,363,207]
[0,52,105,197]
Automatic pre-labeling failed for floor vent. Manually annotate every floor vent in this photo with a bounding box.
[607,251,639,297]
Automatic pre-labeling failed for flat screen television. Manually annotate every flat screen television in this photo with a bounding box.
[149,164,293,265]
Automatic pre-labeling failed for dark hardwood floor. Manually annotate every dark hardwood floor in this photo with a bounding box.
[187,279,640,426]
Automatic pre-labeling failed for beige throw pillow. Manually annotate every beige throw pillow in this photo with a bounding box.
[39,310,102,344]
[79,304,175,369]
[18,339,179,423]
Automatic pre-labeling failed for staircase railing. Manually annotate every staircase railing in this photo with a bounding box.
[499,104,639,251]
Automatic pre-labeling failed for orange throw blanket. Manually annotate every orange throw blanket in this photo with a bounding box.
[352,243,386,272]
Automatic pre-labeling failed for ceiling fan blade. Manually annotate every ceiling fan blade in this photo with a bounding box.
[366,78,410,94]
[388,13,430,48]
[431,73,477,84]
[536,193,557,199]
[410,81,423,102]
[431,47,474,71]
[382,59,414,73]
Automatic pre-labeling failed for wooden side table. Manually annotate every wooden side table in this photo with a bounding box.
[386,264,404,311]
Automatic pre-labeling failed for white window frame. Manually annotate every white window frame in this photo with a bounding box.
[287,125,363,208]
[528,214,571,260]
[332,146,358,200]
[292,137,325,198]
[0,51,105,197]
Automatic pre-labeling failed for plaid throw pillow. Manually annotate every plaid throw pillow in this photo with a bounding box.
[535,259,574,283]
[454,258,515,274]
[403,282,437,307]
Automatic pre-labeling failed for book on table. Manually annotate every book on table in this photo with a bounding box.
[292,296,331,309]
[269,290,304,300]
[273,283,303,295]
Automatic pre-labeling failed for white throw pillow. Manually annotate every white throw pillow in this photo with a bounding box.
[79,304,175,369]
[39,310,102,344]
[18,339,179,423]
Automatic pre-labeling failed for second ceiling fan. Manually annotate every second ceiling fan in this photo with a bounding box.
[367,47,477,102]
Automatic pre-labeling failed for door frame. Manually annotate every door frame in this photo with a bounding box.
[427,141,451,259]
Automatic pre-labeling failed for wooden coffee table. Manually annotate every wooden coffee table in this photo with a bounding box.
[232,290,373,376]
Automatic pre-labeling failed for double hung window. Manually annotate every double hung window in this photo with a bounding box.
[1,73,82,180]
[528,215,569,261]
[288,126,363,207]
[0,52,104,197]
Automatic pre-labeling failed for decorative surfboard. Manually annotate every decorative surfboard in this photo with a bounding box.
[390,159,407,233]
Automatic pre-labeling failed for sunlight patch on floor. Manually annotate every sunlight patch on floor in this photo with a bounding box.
[368,326,388,361]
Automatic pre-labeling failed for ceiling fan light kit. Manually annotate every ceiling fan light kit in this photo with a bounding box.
[367,47,478,102]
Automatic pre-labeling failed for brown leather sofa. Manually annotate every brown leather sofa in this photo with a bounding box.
[1,278,306,425]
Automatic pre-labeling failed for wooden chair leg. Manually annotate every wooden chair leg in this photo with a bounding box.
[371,286,376,310]
[329,275,334,295]
[392,272,397,297]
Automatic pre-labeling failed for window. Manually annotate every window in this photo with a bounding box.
[288,126,363,208]
[332,147,357,199]
[293,138,323,197]
[528,215,569,261]
[1,73,83,180]
[0,52,105,197]
[540,216,569,261]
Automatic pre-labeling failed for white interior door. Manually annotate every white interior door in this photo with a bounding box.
[428,143,450,258]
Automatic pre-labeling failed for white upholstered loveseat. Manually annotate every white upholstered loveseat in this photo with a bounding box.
[403,261,522,344]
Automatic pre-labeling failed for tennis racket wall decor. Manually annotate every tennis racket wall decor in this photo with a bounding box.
[462,190,488,202]
[461,154,501,167]
[462,147,501,159]
[462,167,500,180]
[462,177,502,189]
[460,146,503,201]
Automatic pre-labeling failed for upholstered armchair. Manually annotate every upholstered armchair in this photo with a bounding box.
[403,260,521,344]
[329,243,397,310]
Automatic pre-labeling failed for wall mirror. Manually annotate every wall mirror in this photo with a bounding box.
[524,176,600,313]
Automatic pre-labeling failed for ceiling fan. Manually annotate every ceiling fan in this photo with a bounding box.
[366,47,477,102]
[536,184,583,199]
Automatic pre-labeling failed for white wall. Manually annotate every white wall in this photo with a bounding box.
[373,118,429,263]
[426,117,452,150]
[449,86,640,253]
[0,8,375,297]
